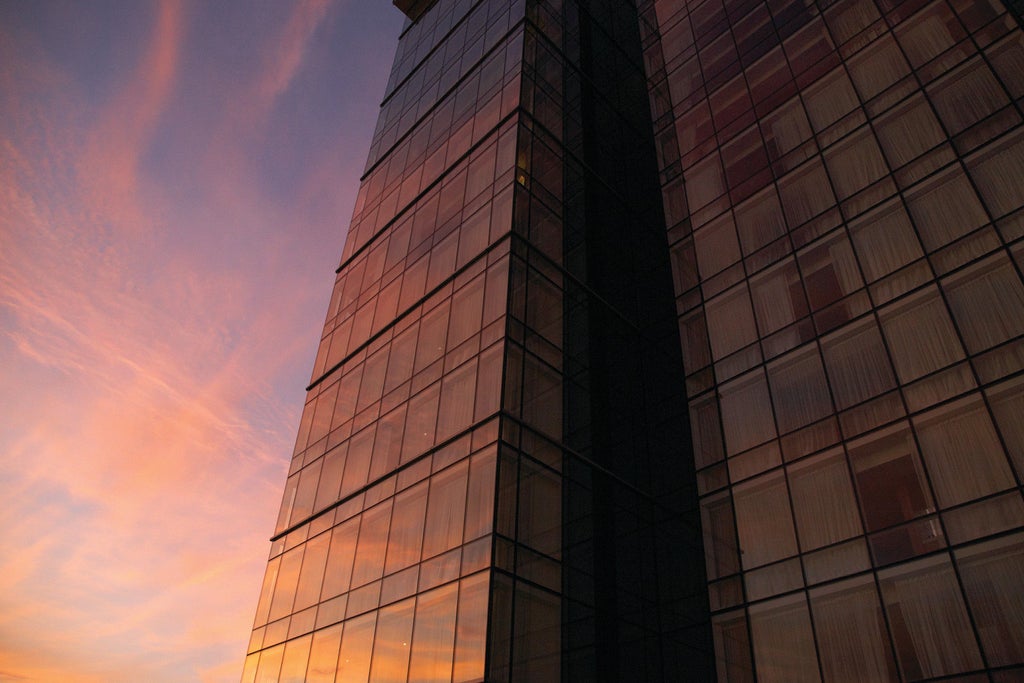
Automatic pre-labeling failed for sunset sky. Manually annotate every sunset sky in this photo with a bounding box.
[0,2,403,680]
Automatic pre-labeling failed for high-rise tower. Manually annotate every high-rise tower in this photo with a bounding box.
[242,0,1024,681]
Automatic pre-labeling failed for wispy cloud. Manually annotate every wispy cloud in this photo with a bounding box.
[0,1,401,680]
[256,0,334,105]
[79,0,184,234]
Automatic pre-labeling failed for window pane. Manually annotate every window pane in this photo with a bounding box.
[875,94,945,168]
[797,231,863,314]
[701,491,741,579]
[358,347,389,413]
[690,395,726,468]
[733,471,798,569]
[254,556,281,627]
[927,56,1007,135]
[988,377,1024,477]
[315,443,347,512]
[525,269,562,348]
[706,284,758,360]
[423,461,469,558]
[448,275,485,349]
[810,576,898,683]
[333,366,362,427]
[384,326,417,394]
[453,572,489,682]
[368,597,415,683]
[280,634,313,683]
[956,533,1024,666]
[821,318,896,409]
[337,612,377,683]
[914,396,1015,507]
[415,301,450,371]
[879,286,965,383]
[512,582,560,680]
[294,532,330,613]
[967,129,1024,218]
[408,583,459,682]
[437,358,478,441]
[464,448,497,541]
[767,345,832,433]
[879,554,984,679]
[894,0,964,67]
[719,369,776,454]
[778,158,836,227]
[849,200,923,282]
[802,67,857,133]
[370,405,407,481]
[518,459,561,556]
[943,254,1024,354]
[404,383,439,461]
[713,610,754,683]
[254,643,285,683]
[352,501,393,588]
[848,424,935,532]
[521,353,562,438]
[735,185,787,254]
[306,625,343,683]
[906,167,988,251]
[341,427,374,498]
[474,344,503,422]
[788,449,862,550]
[847,33,909,101]
[824,127,887,199]
[749,593,821,683]
[322,517,359,600]
[685,151,726,210]
[762,96,813,160]
[750,258,808,335]
[311,382,340,447]
[694,212,741,277]
[269,546,304,622]
[290,459,323,529]
[385,482,428,574]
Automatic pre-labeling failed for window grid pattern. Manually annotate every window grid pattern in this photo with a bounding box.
[642,0,1024,680]
[368,0,527,171]
[244,0,522,680]
[342,16,524,261]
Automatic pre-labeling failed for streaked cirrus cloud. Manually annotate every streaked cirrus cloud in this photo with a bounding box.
[0,2,401,681]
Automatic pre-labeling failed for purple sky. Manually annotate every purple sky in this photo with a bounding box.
[0,2,403,680]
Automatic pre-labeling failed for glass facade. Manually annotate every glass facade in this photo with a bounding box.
[641,0,1024,680]
[243,0,1024,680]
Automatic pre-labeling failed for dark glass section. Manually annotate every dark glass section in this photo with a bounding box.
[494,0,715,680]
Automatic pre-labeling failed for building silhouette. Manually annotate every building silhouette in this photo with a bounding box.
[242,0,1024,681]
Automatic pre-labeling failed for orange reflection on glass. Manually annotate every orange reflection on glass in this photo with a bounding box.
[337,612,376,683]
[408,583,458,682]
[306,624,342,683]
[453,572,488,682]
[368,597,415,682]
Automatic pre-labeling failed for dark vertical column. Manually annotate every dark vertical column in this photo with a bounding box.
[496,0,715,680]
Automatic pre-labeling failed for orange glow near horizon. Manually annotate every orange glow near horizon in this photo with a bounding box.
[0,2,403,681]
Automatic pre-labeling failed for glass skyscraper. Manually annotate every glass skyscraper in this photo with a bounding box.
[242,0,1024,681]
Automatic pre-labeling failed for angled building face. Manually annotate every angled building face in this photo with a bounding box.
[642,0,1024,680]
[242,0,1024,681]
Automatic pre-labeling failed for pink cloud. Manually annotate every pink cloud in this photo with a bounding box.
[256,0,335,106]
[78,0,184,235]
[0,2,402,680]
